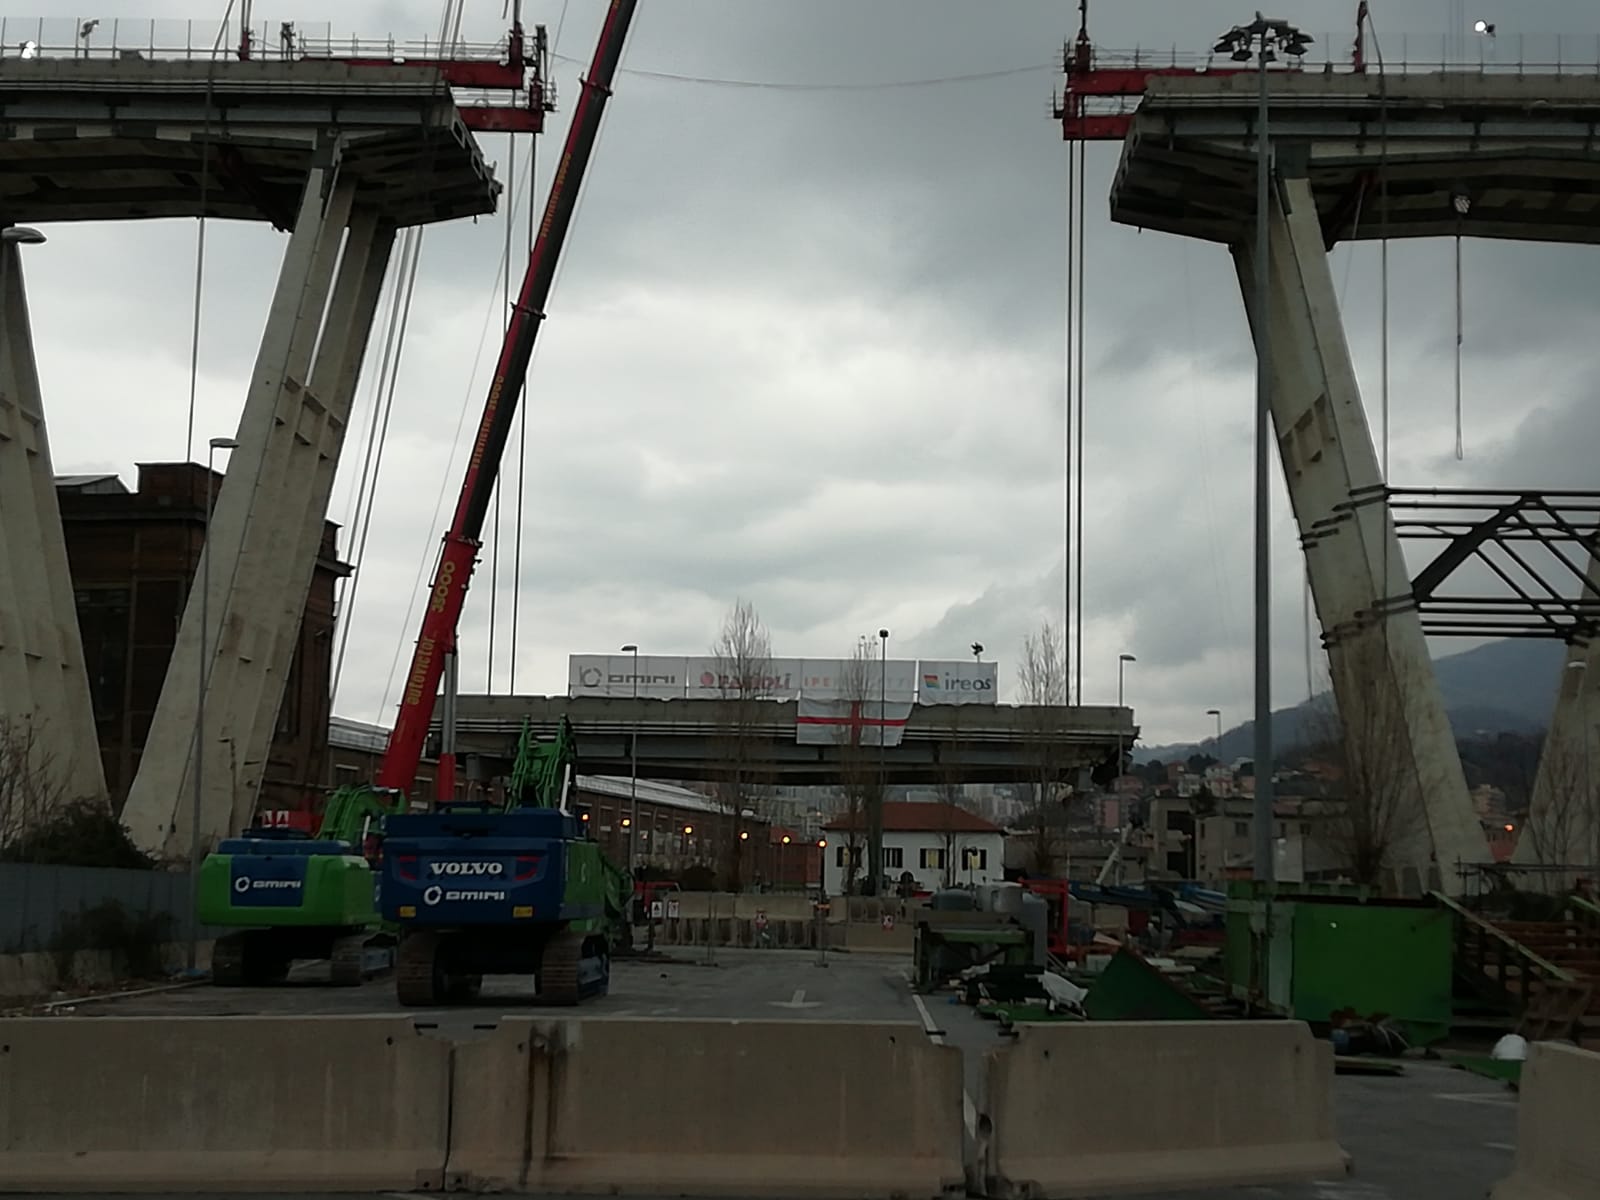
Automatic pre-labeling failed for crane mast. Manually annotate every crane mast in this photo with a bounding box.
[377,0,640,797]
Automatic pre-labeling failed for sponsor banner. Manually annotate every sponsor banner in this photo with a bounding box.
[795,697,914,747]
[683,655,804,700]
[568,653,980,704]
[228,859,307,908]
[916,660,999,706]
[568,654,687,699]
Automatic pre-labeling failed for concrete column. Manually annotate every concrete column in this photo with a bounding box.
[122,145,354,856]
[1231,173,1485,892]
[0,236,106,808]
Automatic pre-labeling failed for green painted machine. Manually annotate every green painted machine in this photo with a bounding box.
[198,785,404,986]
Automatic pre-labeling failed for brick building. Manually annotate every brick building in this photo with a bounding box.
[57,464,348,817]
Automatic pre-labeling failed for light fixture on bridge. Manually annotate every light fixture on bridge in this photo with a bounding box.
[1474,20,1496,36]
[1452,189,1472,217]
[19,40,39,59]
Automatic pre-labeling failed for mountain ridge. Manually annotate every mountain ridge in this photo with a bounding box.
[1137,638,1565,763]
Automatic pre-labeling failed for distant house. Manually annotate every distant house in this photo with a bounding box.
[823,801,1005,895]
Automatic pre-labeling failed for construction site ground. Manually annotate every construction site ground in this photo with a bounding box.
[32,948,1517,1199]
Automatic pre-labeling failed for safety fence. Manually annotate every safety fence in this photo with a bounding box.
[0,863,194,954]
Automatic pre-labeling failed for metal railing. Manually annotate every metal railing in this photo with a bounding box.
[0,17,518,67]
[1071,32,1600,79]
[1434,889,1576,1016]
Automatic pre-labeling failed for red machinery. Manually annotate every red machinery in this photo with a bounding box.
[374,0,640,802]
[1020,878,1073,960]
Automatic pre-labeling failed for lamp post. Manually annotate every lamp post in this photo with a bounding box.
[191,435,238,971]
[873,628,889,896]
[1214,13,1311,885]
[620,643,640,872]
[1116,654,1136,802]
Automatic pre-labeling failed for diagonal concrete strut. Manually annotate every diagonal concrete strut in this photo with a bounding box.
[1232,172,1488,892]
[122,139,394,856]
[0,235,107,810]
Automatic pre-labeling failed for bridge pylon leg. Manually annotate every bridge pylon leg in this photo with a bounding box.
[1231,171,1485,892]
[121,141,387,856]
[0,235,107,811]
[1518,619,1600,877]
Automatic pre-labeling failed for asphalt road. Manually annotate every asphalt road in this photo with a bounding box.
[24,948,1520,1199]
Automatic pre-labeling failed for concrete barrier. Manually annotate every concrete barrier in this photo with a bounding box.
[985,1020,1348,1197]
[0,1016,450,1190]
[1492,1042,1600,1200]
[445,1018,964,1197]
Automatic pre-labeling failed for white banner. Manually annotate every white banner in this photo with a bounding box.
[915,660,999,706]
[795,697,913,747]
[682,656,803,699]
[567,654,688,699]
[568,654,979,705]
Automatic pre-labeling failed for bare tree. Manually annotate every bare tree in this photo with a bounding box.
[1016,622,1072,876]
[833,640,879,895]
[1524,734,1597,876]
[0,717,63,852]
[932,709,967,889]
[1301,651,1429,888]
[710,598,774,891]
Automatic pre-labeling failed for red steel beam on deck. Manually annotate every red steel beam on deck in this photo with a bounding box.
[1058,65,1257,141]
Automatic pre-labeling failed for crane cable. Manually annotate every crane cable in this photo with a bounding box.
[487,131,514,693]
[333,0,460,709]
[377,0,577,720]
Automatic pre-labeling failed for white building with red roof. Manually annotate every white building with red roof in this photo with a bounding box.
[822,801,1005,895]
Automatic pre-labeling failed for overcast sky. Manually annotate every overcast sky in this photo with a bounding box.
[22,0,1600,746]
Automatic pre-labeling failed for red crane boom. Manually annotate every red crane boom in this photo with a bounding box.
[377,0,640,798]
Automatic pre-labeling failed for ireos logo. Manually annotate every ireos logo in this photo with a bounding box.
[428,861,503,877]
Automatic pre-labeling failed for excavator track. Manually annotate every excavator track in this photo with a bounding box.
[329,935,367,987]
[396,932,442,1006]
[539,932,583,1006]
[211,933,246,986]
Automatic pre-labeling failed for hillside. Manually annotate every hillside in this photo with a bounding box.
[1138,638,1565,763]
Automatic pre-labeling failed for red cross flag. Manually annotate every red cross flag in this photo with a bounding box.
[795,697,913,747]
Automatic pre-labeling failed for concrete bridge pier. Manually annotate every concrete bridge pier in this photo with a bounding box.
[0,230,106,810]
[1231,171,1484,891]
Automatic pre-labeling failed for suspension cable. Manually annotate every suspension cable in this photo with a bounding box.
[1073,135,1086,705]
[1063,120,1075,693]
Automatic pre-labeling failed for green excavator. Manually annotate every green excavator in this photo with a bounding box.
[197,784,404,986]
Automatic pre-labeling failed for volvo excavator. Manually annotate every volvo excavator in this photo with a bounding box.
[341,0,637,1004]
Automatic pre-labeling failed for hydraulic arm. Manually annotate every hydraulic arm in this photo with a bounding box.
[377,0,639,798]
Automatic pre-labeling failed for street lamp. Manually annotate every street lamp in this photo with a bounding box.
[620,643,639,876]
[873,628,889,896]
[1116,654,1136,797]
[1206,708,1223,748]
[191,434,238,971]
[1213,13,1310,886]
[971,642,984,662]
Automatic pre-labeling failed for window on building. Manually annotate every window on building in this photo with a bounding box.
[961,847,987,870]
[1234,822,1249,838]
[920,847,947,870]
[884,847,904,869]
